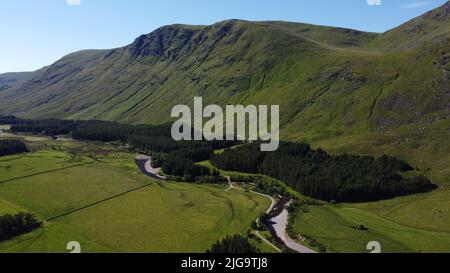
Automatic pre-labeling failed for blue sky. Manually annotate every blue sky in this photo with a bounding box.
[0,0,447,73]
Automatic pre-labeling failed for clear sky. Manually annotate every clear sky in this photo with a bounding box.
[0,0,447,73]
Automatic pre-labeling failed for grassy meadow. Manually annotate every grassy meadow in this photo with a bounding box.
[0,183,269,253]
[0,196,25,216]
[291,203,450,253]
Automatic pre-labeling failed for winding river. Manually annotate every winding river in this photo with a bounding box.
[135,158,315,253]
[266,198,317,253]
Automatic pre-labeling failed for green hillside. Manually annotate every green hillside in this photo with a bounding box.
[0,2,450,252]
[0,72,32,92]
[0,2,448,186]
[0,2,446,125]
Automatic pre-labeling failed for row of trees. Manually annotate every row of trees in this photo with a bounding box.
[72,122,172,143]
[211,142,436,202]
[0,213,41,241]
[3,117,171,140]
[70,120,236,181]
[8,119,77,136]
[161,155,223,182]
[0,139,29,157]
[0,116,25,125]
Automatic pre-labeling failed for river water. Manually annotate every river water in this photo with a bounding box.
[265,198,316,253]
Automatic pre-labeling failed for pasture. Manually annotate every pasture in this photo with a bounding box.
[291,203,450,253]
[0,182,269,253]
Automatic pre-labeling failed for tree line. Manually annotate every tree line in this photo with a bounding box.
[211,142,436,202]
[69,120,236,181]
[0,213,41,242]
[1,116,170,140]
[4,117,77,136]
[0,139,29,157]
[207,234,257,253]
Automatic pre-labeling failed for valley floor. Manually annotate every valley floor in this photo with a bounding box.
[1,130,449,253]
[284,127,450,253]
[291,201,450,253]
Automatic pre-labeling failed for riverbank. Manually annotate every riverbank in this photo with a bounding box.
[265,198,317,253]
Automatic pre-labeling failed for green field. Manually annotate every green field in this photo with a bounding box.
[0,150,91,184]
[0,163,149,219]
[0,183,269,253]
[0,142,270,253]
[349,189,450,234]
[0,125,11,130]
[291,204,408,253]
[0,196,25,215]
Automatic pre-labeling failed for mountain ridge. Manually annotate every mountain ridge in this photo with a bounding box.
[0,3,448,125]
[0,3,449,185]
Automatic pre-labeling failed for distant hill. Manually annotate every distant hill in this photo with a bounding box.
[0,2,448,183]
[375,1,450,51]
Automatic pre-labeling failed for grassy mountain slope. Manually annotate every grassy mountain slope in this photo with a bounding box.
[0,2,447,171]
[0,72,32,92]
[0,4,448,128]
[375,1,450,51]
[0,20,378,123]
[0,3,448,182]
[0,2,448,173]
